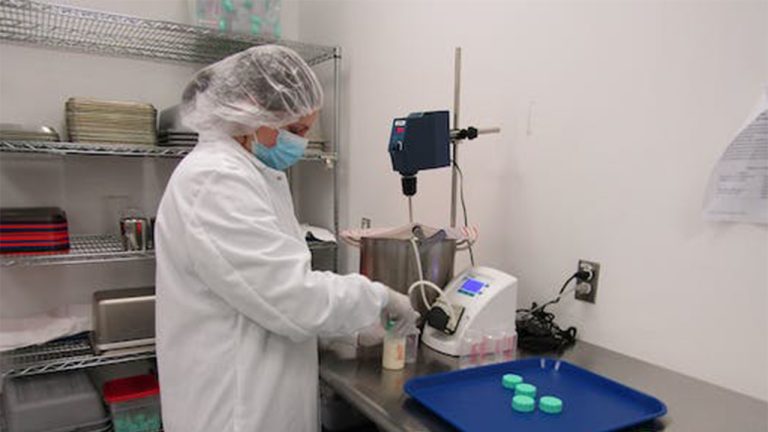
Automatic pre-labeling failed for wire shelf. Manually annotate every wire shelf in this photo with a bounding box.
[1,234,336,267]
[0,140,192,158]
[0,234,154,267]
[0,334,155,379]
[302,148,337,167]
[0,140,338,163]
[0,0,337,66]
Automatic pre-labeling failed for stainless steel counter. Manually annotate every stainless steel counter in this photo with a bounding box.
[319,341,768,432]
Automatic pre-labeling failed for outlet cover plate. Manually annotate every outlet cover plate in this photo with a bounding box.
[575,260,600,303]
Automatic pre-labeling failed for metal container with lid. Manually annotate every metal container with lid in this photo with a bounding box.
[359,226,456,317]
[92,287,155,354]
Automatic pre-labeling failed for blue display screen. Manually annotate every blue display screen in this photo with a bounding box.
[459,278,485,296]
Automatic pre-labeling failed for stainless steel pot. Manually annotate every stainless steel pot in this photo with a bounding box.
[360,232,456,316]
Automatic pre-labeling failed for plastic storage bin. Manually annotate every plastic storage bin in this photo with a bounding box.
[2,371,106,432]
[103,375,162,432]
[0,207,69,254]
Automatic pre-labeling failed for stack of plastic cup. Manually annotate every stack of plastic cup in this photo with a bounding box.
[459,330,486,367]
[485,331,504,363]
[501,329,518,360]
[458,327,520,367]
[482,328,518,363]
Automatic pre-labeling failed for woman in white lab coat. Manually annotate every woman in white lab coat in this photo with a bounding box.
[155,45,416,432]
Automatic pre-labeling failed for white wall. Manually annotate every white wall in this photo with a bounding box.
[297,0,768,400]
[0,0,301,313]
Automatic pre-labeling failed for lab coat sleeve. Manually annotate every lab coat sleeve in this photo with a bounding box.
[184,164,388,343]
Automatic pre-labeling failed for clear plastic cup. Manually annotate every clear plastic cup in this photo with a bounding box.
[460,330,485,367]
[501,330,518,361]
[486,330,505,363]
[405,333,419,364]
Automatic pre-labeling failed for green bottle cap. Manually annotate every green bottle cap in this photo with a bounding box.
[501,374,523,389]
[222,0,235,13]
[511,395,535,413]
[514,383,537,398]
[385,319,396,331]
[539,395,563,414]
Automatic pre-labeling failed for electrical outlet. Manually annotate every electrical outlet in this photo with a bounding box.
[575,260,600,303]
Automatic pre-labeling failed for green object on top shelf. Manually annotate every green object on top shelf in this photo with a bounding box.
[250,14,262,35]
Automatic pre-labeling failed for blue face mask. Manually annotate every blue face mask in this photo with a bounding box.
[252,129,308,171]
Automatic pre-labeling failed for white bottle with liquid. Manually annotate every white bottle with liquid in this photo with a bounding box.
[382,320,405,370]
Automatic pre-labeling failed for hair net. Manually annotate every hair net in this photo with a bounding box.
[181,45,323,136]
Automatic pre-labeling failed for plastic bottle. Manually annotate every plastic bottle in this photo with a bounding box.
[382,319,405,370]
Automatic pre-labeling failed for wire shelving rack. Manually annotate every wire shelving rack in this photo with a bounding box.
[0,0,343,383]
[0,235,152,267]
[0,140,338,165]
[0,0,336,66]
[0,335,156,379]
[0,140,192,158]
[0,234,337,267]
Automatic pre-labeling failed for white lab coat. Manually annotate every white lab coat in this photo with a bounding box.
[155,133,388,432]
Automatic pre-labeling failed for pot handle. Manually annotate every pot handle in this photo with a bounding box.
[339,230,362,248]
[455,226,479,250]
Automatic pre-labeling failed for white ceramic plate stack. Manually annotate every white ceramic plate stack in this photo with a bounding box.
[305,114,327,156]
[158,130,199,146]
[158,105,198,146]
[305,141,326,156]
[66,98,157,145]
[0,123,60,142]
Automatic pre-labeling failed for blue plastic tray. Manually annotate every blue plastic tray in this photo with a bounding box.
[405,357,667,432]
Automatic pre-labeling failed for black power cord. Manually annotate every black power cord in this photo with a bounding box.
[515,270,592,354]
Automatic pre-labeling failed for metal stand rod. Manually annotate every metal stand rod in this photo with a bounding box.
[450,47,462,228]
[450,127,501,140]
[475,127,501,135]
[333,47,342,272]
[448,48,500,228]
